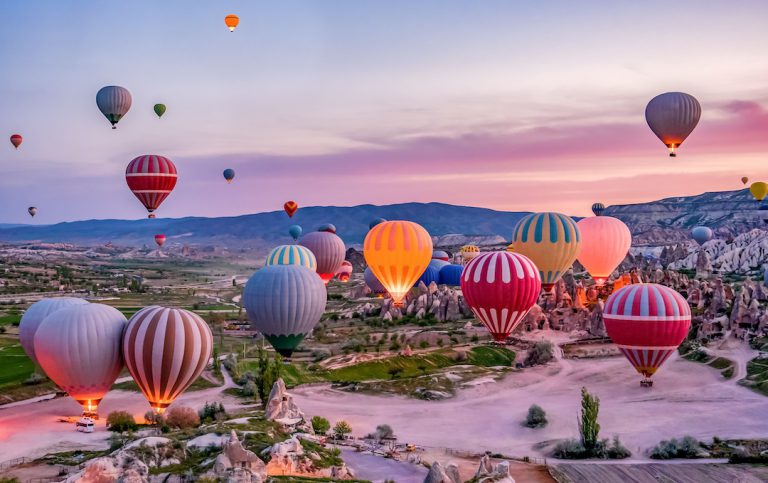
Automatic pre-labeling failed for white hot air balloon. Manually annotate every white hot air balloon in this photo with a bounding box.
[19,297,89,365]
[96,85,132,129]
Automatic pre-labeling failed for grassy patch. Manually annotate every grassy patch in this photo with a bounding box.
[0,338,36,388]
[708,357,733,370]
[741,357,768,396]
[0,313,21,326]
[36,449,109,466]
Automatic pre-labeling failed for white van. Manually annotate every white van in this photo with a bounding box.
[76,417,95,433]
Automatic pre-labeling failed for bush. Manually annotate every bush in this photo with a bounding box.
[606,435,631,459]
[144,410,163,425]
[366,424,395,441]
[165,406,200,429]
[106,411,138,433]
[552,439,588,459]
[23,372,45,385]
[199,401,227,423]
[241,380,257,397]
[312,416,330,435]
[333,420,352,439]
[524,404,548,428]
[650,436,700,459]
[525,340,554,366]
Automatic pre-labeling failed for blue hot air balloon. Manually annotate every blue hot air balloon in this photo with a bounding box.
[265,244,317,271]
[288,225,303,241]
[438,264,463,287]
[691,226,713,245]
[592,203,605,216]
[364,267,387,294]
[223,168,235,183]
[428,259,450,272]
[414,265,440,288]
[369,218,387,230]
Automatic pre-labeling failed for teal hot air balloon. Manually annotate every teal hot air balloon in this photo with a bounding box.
[265,244,317,271]
[223,168,235,183]
[288,225,302,241]
[691,226,713,245]
[96,86,132,129]
[369,218,387,230]
[242,265,327,356]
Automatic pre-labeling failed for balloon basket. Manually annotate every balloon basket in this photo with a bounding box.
[640,378,653,388]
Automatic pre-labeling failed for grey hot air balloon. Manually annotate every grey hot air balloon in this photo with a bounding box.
[298,230,346,284]
[28,206,37,217]
[364,266,387,295]
[645,92,701,157]
[242,265,327,357]
[34,303,127,414]
[96,85,132,129]
[123,306,213,413]
[19,297,89,365]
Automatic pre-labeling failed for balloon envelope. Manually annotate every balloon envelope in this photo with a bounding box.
[691,226,713,245]
[432,250,450,261]
[96,86,132,129]
[428,259,450,273]
[27,207,37,217]
[576,216,631,286]
[299,231,345,283]
[750,182,768,201]
[318,223,337,234]
[460,245,480,263]
[265,244,317,272]
[364,267,387,294]
[438,264,463,287]
[288,225,303,241]
[154,104,166,118]
[19,297,89,365]
[284,201,298,218]
[591,203,605,216]
[645,92,701,156]
[225,14,239,31]
[10,134,22,149]
[154,234,166,247]
[414,265,440,288]
[742,177,749,185]
[125,155,178,217]
[369,218,387,230]
[335,260,353,282]
[223,168,235,183]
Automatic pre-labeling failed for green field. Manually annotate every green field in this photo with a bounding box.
[0,313,21,326]
[0,338,35,388]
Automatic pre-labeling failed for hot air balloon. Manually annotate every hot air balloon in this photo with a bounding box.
[154,104,166,118]
[750,182,768,202]
[691,226,713,245]
[364,221,432,306]
[428,259,450,272]
[19,297,89,365]
[223,168,235,183]
[414,265,440,288]
[604,284,691,386]
[336,260,353,282]
[123,306,213,413]
[284,201,298,218]
[461,252,541,342]
[460,245,480,263]
[125,155,178,218]
[432,250,450,262]
[34,303,127,414]
[27,207,37,217]
[364,267,387,294]
[645,92,701,157]
[506,244,515,252]
[576,216,632,286]
[288,225,302,241]
[742,177,749,185]
[438,264,463,287]
[96,86,132,129]
[265,244,317,271]
[154,234,166,248]
[318,223,336,234]
[10,134,22,149]
[299,230,345,283]
[369,218,387,230]
[591,203,605,216]
[243,265,327,356]
[512,212,581,291]
[225,14,239,32]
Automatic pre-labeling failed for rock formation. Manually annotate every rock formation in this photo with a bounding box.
[210,430,267,482]
[424,461,461,483]
[266,378,313,433]
[266,435,355,479]
[474,454,516,482]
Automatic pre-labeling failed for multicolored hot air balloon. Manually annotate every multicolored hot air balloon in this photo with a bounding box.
[742,177,749,185]
[604,284,691,386]
[10,134,22,149]
[96,86,132,129]
[750,182,768,202]
[125,155,178,218]
[299,230,345,283]
[364,221,432,306]
[591,203,605,216]
[27,206,37,217]
[243,265,327,356]
[288,225,302,241]
[364,267,387,294]
[512,212,581,291]
[691,226,713,245]
[335,260,353,282]
[265,244,317,271]
[154,104,166,118]
[414,265,440,288]
[438,264,463,287]
[645,92,701,157]
[123,306,213,413]
[223,168,235,183]
[369,218,387,230]
[577,216,631,286]
[19,297,89,365]
[284,201,298,218]
[460,245,480,263]
[461,252,541,342]
[34,303,127,414]
[225,14,239,32]
[154,234,166,248]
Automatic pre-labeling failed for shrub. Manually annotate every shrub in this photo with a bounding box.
[650,436,700,459]
[419,340,429,349]
[333,420,352,439]
[524,404,548,428]
[144,410,163,425]
[606,435,631,459]
[106,411,138,433]
[311,416,330,435]
[552,439,587,459]
[199,401,227,423]
[365,424,395,441]
[525,340,554,366]
[23,372,45,385]
[165,406,200,429]
[241,380,257,397]
[453,350,468,362]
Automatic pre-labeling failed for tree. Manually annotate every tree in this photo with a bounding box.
[333,420,352,440]
[254,346,283,407]
[524,404,548,428]
[165,406,200,429]
[311,416,331,435]
[106,410,138,433]
[578,387,601,453]
[525,340,554,366]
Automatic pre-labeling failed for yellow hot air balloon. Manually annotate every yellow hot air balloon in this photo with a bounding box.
[512,212,581,291]
[225,14,239,32]
[741,176,749,185]
[506,243,515,252]
[460,245,480,263]
[750,182,768,201]
[576,216,632,286]
[364,221,432,306]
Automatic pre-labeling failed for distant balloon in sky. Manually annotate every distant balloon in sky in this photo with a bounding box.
[10,134,22,149]
[691,226,713,245]
[335,260,353,282]
[591,202,605,216]
[288,225,302,241]
[577,216,631,286]
[742,177,749,185]
[284,201,298,218]
[265,244,317,272]
[34,303,127,414]
[154,104,166,118]
[750,182,768,201]
[225,14,239,32]
[512,212,581,291]
[299,230,345,283]
[645,92,701,157]
[27,206,37,217]
[96,86,132,129]
[154,234,166,247]
[369,218,387,230]
[125,155,178,218]
[19,297,89,365]
[364,220,432,306]
[604,284,691,386]
[223,168,235,183]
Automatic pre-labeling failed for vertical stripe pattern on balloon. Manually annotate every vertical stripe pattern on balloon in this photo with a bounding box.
[511,212,580,289]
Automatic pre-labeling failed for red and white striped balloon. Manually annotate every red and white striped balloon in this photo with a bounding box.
[461,252,541,342]
[125,155,178,218]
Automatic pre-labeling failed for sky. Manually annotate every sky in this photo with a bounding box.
[2,0,768,223]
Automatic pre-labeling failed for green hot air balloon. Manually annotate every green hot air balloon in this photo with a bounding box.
[154,104,167,118]
[242,265,326,356]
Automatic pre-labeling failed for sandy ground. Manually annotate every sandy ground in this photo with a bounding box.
[292,333,768,460]
[341,449,428,483]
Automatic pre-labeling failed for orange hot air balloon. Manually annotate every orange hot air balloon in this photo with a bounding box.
[284,201,298,218]
[741,177,749,185]
[577,216,632,286]
[364,221,433,306]
[225,14,239,32]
